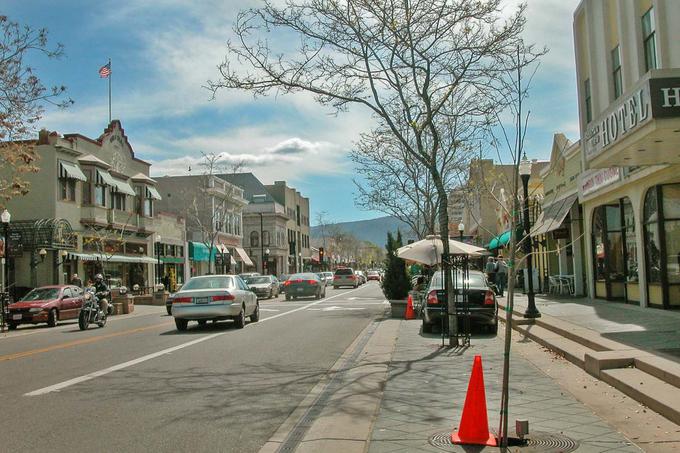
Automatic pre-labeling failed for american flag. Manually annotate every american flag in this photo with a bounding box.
[98,62,111,78]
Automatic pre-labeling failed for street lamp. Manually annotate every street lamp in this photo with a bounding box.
[458,222,465,241]
[298,252,302,273]
[519,154,540,319]
[259,212,265,274]
[264,248,270,275]
[155,234,162,286]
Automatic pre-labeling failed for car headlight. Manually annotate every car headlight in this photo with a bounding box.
[29,307,44,313]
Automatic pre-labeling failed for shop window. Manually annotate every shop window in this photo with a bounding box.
[642,7,657,72]
[623,200,638,282]
[611,45,622,99]
[644,188,662,283]
[59,178,76,202]
[664,221,680,284]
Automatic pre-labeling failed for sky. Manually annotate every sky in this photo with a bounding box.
[4,0,581,225]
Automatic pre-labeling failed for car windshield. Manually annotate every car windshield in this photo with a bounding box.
[289,273,318,280]
[246,276,270,284]
[430,271,486,288]
[182,277,232,290]
[22,288,61,301]
[334,268,353,275]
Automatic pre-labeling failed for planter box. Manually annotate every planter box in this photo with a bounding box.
[134,295,153,306]
[389,299,408,318]
[152,290,168,306]
[112,303,124,316]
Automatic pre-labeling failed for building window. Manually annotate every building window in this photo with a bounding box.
[82,169,92,205]
[95,185,106,207]
[584,79,592,123]
[263,230,270,246]
[644,184,680,308]
[250,231,259,247]
[112,192,126,211]
[144,198,153,217]
[642,7,657,72]
[611,45,622,99]
[59,178,76,201]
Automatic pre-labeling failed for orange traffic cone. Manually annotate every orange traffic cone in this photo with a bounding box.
[451,355,497,446]
[404,294,416,320]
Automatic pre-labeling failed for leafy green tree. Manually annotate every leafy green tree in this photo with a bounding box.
[381,231,411,300]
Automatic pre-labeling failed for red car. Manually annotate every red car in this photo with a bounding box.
[366,270,381,282]
[7,285,85,330]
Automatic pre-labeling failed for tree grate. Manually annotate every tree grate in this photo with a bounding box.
[429,430,579,452]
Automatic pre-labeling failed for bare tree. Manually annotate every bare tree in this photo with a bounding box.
[0,15,72,205]
[208,0,542,344]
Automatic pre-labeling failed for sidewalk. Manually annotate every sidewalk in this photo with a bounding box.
[368,321,640,452]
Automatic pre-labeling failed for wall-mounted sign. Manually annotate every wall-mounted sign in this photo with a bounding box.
[579,167,621,197]
[585,77,680,161]
[552,227,570,240]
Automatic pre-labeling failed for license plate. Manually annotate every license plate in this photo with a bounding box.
[12,314,22,320]
[297,288,304,292]
[195,297,209,304]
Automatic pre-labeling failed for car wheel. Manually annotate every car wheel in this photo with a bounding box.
[166,305,172,316]
[268,289,273,299]
[47,308,58,327]
[251,302,260,322]
[175,318,188,331]
[488,321,498,335]
[197,320,207,327]
[234,305,246,329]
[422,318,432,334]
[8,322,17,331]
[285,294,291,301]
[333,286,338,290]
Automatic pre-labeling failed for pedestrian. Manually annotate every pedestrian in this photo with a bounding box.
[496,254,508,297]
[71,273,83,288]
[485,256,497,289]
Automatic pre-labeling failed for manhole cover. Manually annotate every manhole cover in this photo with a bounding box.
[429,431,579,452]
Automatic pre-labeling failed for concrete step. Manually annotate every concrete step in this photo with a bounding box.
[512,322,591,368]
[635,356,680,389]
[601,367,680,425]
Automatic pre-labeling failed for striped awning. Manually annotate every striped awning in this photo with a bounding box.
[146,186,162,200]
[111,178,136,196]
[59,161,87,181]
[95,169,116,186]
[235,246,254,267]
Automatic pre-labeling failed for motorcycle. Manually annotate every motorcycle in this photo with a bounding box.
[78,287,110,330]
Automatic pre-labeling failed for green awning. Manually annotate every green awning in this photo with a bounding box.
[487,230,512,250]
[160,256,184,264]
[188,242,216,262]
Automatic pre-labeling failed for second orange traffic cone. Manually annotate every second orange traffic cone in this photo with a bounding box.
[404,294,416,320]
[451,355,497,446]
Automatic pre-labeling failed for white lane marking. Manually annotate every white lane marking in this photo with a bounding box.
[308,306,366,312]
[25,286,367,396]
[259,308,280,312]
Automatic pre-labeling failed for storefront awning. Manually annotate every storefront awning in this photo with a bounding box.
[234,246,254,267]
[111,178,136,196]
[146,186,162,200]
[96,169,116,187]
[188,242,217,262]
[487,230,512,250]
[531,193,578,237]
[160,256,184,264]
[68,252,157,263]
[59,161,87,181]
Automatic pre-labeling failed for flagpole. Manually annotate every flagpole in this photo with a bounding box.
[108,58,112,124]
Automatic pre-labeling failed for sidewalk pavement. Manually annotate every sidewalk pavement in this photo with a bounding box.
[368,320,640,453]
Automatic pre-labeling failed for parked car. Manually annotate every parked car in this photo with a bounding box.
[366,270,381,282]
[170,275,258,331]
[421,270,498,335]
[333,267,358,289]
[321,271,334,285]
[239,272,261,279]
[355,270,367,285]
[284,273,326,300]
[7,285,85,330]
[245,275,279,299]
[278,274,289,293]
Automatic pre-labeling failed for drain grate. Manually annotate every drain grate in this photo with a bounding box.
[429,430,579,453]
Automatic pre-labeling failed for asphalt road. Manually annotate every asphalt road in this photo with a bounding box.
[0,282,388,453]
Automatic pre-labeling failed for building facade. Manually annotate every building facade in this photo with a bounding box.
[265,181,312,274]
[2,121,169,295]
[155,174,250,277]
[574,0,680,308]
[219,173,290,276]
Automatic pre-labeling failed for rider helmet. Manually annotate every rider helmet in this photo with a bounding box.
[95,273,104,282]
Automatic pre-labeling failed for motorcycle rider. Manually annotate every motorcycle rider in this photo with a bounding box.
[94,274,112,316]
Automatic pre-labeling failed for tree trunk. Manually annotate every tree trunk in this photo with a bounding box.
[432,171,457,347]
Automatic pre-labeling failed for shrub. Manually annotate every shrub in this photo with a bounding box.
[381,231,411,300]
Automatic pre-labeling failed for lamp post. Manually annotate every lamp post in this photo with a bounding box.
[264,248,270,275]
[259,212,265,274]
[298,252,302,273]
[458,222,465,242]
[519,154,540,319]
[155,234,162,286]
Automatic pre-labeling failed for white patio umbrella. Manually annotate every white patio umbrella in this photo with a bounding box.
[396,235,485,266]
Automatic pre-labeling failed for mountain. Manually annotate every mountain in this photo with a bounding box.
[311,216,416,247]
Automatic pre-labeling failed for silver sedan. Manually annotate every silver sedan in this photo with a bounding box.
[171,275,259,331]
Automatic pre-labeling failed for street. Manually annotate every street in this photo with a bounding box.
[0,283,387,452]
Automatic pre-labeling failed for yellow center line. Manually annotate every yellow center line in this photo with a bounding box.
[0,321,173,363]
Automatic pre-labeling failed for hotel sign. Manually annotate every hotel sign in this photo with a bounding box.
[585,77,680,161]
